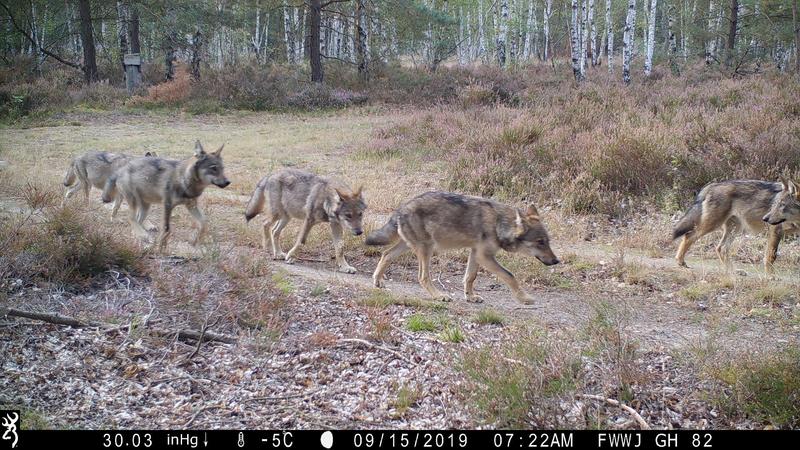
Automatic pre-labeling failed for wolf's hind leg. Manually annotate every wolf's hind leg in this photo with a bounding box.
[127,197,150,240]
[415,244,450,301]
[110,194,123,220]
[270,216,290,259]
[373,240,409,288]
[285,217,315,264]
[715,218,740,269]
[463,248,483,302]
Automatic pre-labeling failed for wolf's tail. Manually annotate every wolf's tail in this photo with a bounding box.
[365,214,399,246]
[63,160,77,186]
[101,175,118,204]
[245,176,269,222]
[672,199,703,240]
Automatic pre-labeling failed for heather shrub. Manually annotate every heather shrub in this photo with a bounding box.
[287,83,367,109]
[0,185,141,289]
[369,71,800,216]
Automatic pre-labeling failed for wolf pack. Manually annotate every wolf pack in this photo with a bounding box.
[62,141,800,304]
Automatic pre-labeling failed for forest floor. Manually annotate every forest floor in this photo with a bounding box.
[1,108,798,429]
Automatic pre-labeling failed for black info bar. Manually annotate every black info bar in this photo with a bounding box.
[7,430,796,450]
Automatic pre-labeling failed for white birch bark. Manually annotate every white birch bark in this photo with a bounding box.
[580,0,587,72]
[668,6,679,74]
[543,0,552,60]
[606,0,613,72]
[478,0,487,61]
[571,0,584,80]
[706,0,717,63]
[497,0,508,67]
[589,0,597,65]
[644,0,657,75]
[283,0,294,63]
[623,0,637,84]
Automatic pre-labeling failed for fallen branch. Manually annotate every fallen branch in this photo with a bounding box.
[579,394,651,430]
[1,307,236,345]
[337,338,417,366]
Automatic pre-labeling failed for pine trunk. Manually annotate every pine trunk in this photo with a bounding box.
[77,0,98,83]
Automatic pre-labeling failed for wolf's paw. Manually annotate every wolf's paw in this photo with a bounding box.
[677,260,689,268]
[338,264,357,274]
[434,294,454,303]
[515,292,535,305]
[373,278,385,288]
[284,254,297,264]
[465,293,484,303]
[272,252,287,260]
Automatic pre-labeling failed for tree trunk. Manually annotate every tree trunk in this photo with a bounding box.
[543,0,552,60]
[77,0,98,83]
[794,0,800,73]
[668,6,679,74]
[283,0,295,63]
[191,30,203,80]
[589,0,597,66]
[308,0,323,82]
[128,3,140,55]
[725,0,738,66]
[478,0,487,61]
[622,0,637,84]
[163,6,178,81]
[355,0,368,81]
[580,0,587,72]
[606,0,613,72]
[644,0,657,75]
[705,0,717,64]
[116,1,129,73]
[571,0,584,80]
[497,0,508,67]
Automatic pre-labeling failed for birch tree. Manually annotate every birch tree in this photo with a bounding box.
[497,0,509,66]
[606,0,614,71]
[623,0,637,84]
[706,0,717,63]
[543,0,552,60]
[589,0,597,66]
[644,0,657,75]
[571,0,585,80]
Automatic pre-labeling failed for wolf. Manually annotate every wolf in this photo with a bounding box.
[365,191,560,304]
[62,150,156,219]
[673,179,799,272]
[244,168,366,274]
[102,141,230,252]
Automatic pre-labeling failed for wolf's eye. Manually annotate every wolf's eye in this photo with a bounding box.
[537,239,547,246]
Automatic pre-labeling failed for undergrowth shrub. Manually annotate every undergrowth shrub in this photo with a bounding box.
[0,185,141,289]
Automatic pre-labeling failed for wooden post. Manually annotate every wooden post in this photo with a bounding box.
[124,53,142,94]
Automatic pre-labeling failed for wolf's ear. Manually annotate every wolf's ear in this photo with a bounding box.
[144,151,152,157]
[514,209,526,237]
[353,185,363,198]
[780,177,789,192]
[789,180,799,197]
[334,187,349,200]
[213,144,224,156]
[525,203,540,221]
[194,140,206,159]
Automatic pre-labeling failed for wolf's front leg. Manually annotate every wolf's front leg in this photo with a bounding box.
[477,252,533,304]
[186,201,207,247]
[330,222,356,274]
[285,217,315,264]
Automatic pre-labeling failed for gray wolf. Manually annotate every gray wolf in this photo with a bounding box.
[244,168,366,273]
[62,150,156,219]
[365,191,559,304]
[673,179,799,272]
[102,141,230,252]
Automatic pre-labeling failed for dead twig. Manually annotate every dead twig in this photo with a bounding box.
[1,307,237,344]
[579,394,651,430]
[337,338,417,366]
